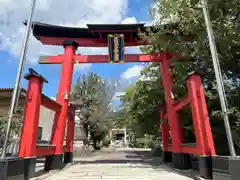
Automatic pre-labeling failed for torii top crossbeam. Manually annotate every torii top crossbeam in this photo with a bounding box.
[29,21,147,47]
[27,21,193,48]
[26,21,189,64]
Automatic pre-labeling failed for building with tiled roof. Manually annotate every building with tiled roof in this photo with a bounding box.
[0,88,54,142]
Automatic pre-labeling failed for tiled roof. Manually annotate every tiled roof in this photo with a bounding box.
[0,88,27,93]
[0,88,59,106]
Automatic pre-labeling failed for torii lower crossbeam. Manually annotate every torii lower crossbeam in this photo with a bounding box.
[39,53,185,64]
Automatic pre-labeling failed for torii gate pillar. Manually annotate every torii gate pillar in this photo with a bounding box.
[45,40,78,170]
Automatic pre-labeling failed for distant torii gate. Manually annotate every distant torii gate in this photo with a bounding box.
[110,128,127,147]
[17,22,215,179]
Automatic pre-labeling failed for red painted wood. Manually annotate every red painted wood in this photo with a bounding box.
[41,54,163,64]
[161,123,170,152]
[65,106,75,152]
[40,37,144,47]
[63,145,68,152]
[50,112,60,144]
[198,82,216,155]
[160,105,170,152]
[89,29,140,33]
[180,145,199,154]
[40,52,186,64]
[166,144,172,152]
[187,74,216,155]
[163,113,168,120]
[174,95,190,111]
[19,35,213,159]
[18,76,44,158]
[51,45,76,155]
[36,146,55,157]
[41,55,64,64]
[73,54,162,63]
[187,74,206,155]
[166,144,199,154]
[41,96,62,112]
[159,53,183,153]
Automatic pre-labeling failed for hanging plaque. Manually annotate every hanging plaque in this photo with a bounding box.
[108,34,124,63]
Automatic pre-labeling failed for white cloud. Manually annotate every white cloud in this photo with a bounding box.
[121,16,137,24]
[0,0,139,71]
[121,64,145,79]
[74,64,92,71]
[140,20,153,26]
[125,46,141,54]
[50,96,56,100]
[137,65,159,81]
[113,91,125,100]
[150,1,178,25]
[138,75,157,81]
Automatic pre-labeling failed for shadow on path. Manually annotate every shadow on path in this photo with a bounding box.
[69,148,194,179]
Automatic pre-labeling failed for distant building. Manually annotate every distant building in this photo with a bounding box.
[0,88,55,141]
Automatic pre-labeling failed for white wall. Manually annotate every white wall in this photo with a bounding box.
[38,105,69,142]
[39,105,55,141]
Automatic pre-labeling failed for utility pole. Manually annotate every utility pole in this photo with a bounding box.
[200,0,236,156]
[1,0,37,158]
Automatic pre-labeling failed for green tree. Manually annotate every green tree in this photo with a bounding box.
[115,63,164,141]
[0,107,23,138]
[144,0,240,82]
[71,73,117,149]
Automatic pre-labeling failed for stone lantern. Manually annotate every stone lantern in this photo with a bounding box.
[71,94,90,142]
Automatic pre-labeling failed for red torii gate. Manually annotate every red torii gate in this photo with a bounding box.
[17,22,215,179]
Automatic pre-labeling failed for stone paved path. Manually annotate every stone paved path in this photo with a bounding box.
[42,148,193,180]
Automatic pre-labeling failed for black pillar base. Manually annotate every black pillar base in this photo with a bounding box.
[199,156,212,179]
[172,153,192,170]
[212,156,240,180]
[64,152,73,164]
[228,157,240,180]
[162,151,172,163]
[44,154,63,171]
[0,157,24,180]
[212,156,230,180]
[24,157,36,179]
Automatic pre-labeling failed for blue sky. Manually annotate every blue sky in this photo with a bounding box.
[0,0,153,109]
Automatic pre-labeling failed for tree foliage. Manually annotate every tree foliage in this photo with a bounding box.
[142,0,240,82]
[71,73,117,143]
[115,0,240,154]
[0,107,23,138]
[114,63,163,139]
